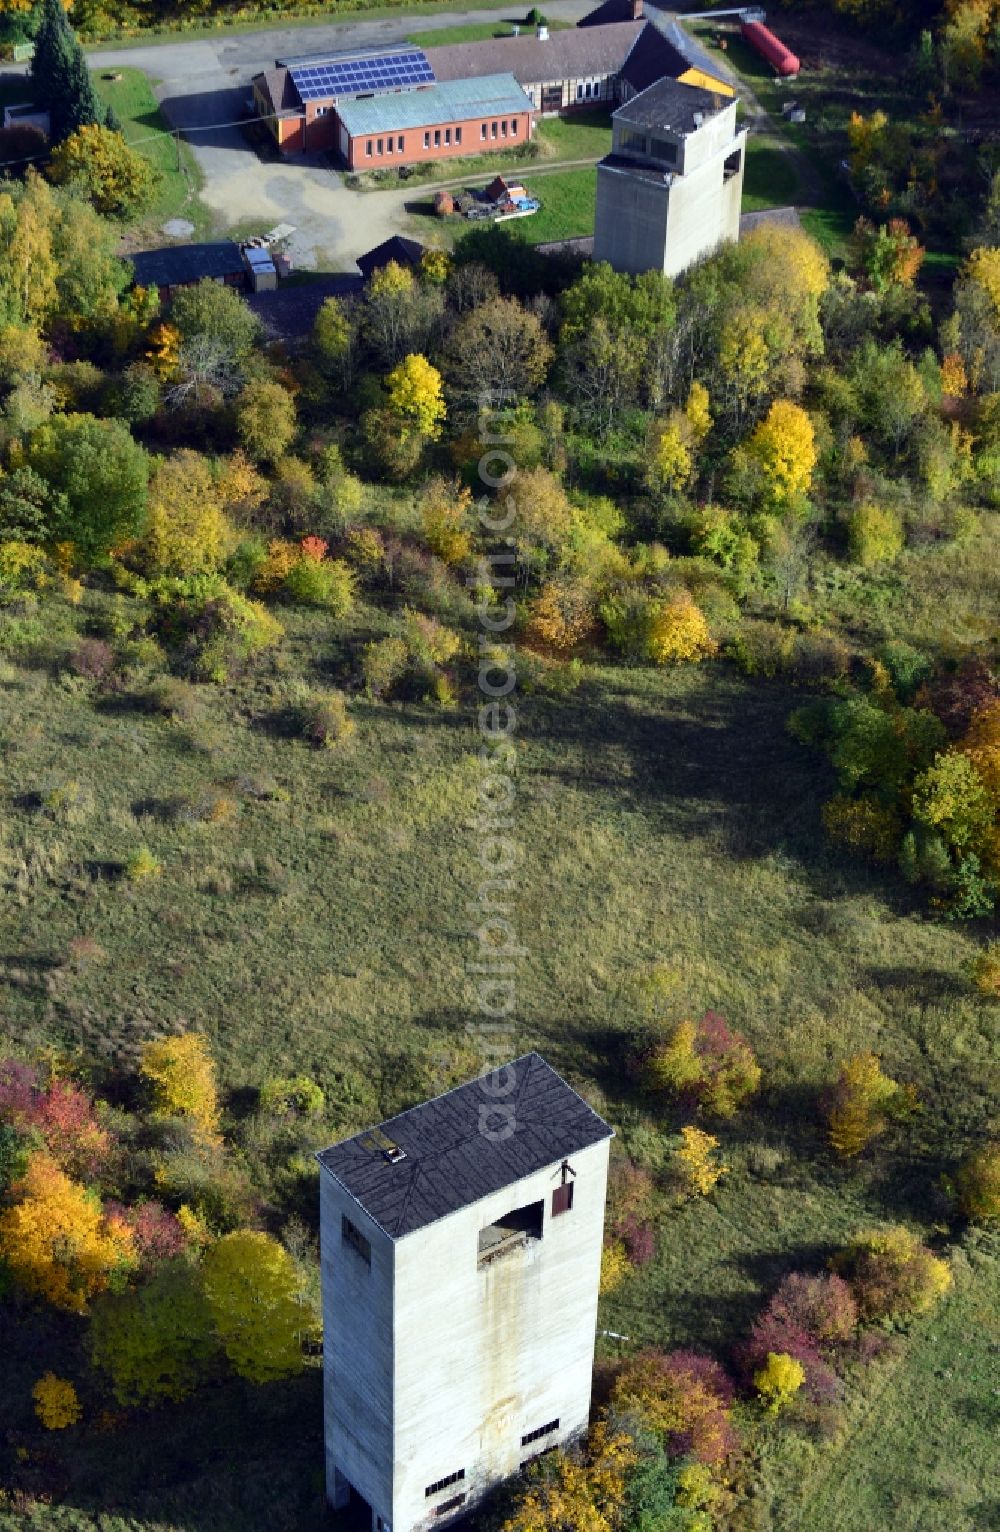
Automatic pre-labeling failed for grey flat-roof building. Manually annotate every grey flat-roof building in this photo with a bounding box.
[593,75,746,277]
[317,1052,613,1532]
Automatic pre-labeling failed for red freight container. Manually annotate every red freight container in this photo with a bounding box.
[740,19,800,76]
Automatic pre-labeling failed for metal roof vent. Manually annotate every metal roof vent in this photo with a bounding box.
[693,111,704,127]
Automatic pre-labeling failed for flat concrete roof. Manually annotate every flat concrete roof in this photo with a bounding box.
[615,73,730,134]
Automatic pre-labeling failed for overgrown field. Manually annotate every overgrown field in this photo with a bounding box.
[1,587,998,1529]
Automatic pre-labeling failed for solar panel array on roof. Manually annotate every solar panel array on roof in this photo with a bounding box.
[288,48,434,102]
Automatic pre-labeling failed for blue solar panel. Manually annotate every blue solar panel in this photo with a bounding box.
[289,48,435,101]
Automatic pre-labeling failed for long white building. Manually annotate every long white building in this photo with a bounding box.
[317,1053,614,1532]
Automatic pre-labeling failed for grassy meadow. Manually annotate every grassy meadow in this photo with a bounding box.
[92,66,207,237]
[1,575,998,1529]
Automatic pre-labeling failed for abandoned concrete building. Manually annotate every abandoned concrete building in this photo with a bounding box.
[593,74,746,277]
[317,1052,614,1532]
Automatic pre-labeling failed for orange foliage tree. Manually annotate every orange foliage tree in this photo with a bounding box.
[0,1153,135,1311]
[611,1349,738,1467]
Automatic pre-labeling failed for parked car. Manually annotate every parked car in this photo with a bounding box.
[465,204,493,220]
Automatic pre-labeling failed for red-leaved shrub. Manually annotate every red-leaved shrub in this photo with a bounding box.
[618,1214,656,1267]
[920,656,999,737]
[737,1272,856,1403]
[0,1059,39,1121]
[0,1063,113,1179]
[104,1200,188,1268]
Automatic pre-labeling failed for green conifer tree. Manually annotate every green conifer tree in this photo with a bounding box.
[30,0,103,143]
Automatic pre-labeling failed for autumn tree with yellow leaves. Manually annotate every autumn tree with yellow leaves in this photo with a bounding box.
[139,1033,220,1145]
[738,400,817,511]
[200,1230,318,1384]
[0,1153,135,1311]
[48,123,159,220]
[386,353,446,441]
[501,1421,637,1532]
[32,1373,82,1430]
[823,1052,916,1158]
[140,450,235,578]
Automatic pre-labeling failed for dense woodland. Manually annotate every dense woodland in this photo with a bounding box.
[0,1,999,1530]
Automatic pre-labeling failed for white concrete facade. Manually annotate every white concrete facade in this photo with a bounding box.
[594,87,745,278]
[320,1135,611,1532]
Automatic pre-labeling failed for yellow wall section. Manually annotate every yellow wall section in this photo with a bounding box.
[678,65,735,97]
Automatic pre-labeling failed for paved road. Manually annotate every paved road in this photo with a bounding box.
[84,0,599,270]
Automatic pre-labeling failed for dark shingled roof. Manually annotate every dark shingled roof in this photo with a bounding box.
[426,21,644,88]
[356,235,425,279]
[616,74,728,135]
[317,1052,613,1239]
[253,65,301,117]
[129,241,245,289]
[621,25,694,95]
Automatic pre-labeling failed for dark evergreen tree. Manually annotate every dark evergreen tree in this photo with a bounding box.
[29,0,75,115]
[30,0,103,143]
[60,48,104,141]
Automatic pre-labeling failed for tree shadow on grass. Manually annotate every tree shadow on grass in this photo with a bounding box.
[516,670,861,881]
[44,1374,329,1532]
[864,964,969,1001]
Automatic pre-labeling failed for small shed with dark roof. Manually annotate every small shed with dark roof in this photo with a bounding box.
[129,241,247,301]
[355,235,426,281]
[317,1051,613,1239]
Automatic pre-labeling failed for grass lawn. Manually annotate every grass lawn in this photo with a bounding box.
[406,18,570,47]
[509,164,596,242]
[759,1234,1000,1531]
[535,108,611,160]
[0,583,998,1526]
[742,137,802,212]
[91,65,207,236]
[78,0,537,47]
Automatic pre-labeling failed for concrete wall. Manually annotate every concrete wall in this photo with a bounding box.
[391,1136,610,1532]
[321,1136,610,1532]
[663,127,745,276]
[320,1172,395,1522]
[679,100,739,175]
[593,162,670,273]
[594,116,746,278]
